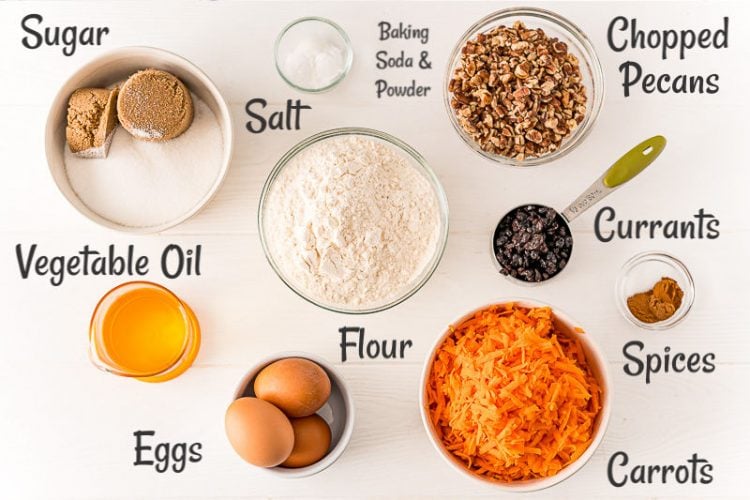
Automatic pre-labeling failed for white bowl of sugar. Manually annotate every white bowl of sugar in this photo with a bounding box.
[45,46,233,233]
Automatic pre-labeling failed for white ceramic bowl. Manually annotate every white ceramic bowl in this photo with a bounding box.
[231,352,355,478]
[45,46,233,233]
[419,299,611,492]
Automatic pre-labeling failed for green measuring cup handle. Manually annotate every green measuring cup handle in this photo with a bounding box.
[603,135,667,188]
[562,135,667,223]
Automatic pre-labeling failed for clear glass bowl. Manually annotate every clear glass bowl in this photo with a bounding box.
[274,17,353,93]
[258,127,450,314]
[616,252,695,330]
[89,281,201,383]
[444,7,604,167]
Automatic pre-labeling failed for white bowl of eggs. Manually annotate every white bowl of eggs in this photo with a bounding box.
[225,352,355,478]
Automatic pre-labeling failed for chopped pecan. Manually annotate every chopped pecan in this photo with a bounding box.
[448,21,587,161]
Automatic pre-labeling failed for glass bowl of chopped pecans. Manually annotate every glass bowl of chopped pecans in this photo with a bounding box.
[445,7,604,166]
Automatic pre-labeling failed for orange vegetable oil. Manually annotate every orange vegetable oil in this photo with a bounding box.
[89,281,200,382]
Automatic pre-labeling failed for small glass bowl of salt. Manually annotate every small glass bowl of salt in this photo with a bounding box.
[275,17,353,93]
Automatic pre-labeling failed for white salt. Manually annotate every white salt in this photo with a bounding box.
[281,38,347,89]
[64,95,223,228]
[278,20,349,90]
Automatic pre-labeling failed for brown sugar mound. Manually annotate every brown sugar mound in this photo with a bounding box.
[66,87,118,158]
[117,69,194,141]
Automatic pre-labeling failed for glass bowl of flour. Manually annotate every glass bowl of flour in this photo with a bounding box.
[259,128,449,314]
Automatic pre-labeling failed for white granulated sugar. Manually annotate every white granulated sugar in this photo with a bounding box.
[264,135,441,309]
[64,94,222,228]
[130,126,164,141]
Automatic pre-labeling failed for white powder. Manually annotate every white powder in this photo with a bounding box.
[277,20,349,90]
[64,95,223,228]
[130,126,164,141]
[280,38,347,89]
[263,134,442,310]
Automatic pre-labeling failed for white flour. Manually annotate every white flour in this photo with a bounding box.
[263,134,442,309]
[64,94,222,228]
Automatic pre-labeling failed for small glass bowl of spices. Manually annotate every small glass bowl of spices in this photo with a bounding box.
[616,252,695,330]
[275,17,353,93]
[445,7,604,166]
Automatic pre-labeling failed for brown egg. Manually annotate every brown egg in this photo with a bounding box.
[224,397,294,467]
[254,358,331,418]
[281,414,332,468]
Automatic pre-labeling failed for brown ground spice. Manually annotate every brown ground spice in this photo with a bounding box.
[627,277,684,323]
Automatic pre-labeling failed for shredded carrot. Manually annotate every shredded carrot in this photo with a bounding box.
[426,303,603,482]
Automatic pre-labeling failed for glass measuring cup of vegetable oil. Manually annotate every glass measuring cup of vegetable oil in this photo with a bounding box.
[89,281,200,382]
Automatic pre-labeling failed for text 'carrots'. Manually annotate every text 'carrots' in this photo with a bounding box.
[426,303,603,482]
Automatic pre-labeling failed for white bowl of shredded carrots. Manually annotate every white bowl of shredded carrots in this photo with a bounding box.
[420,300,611,492]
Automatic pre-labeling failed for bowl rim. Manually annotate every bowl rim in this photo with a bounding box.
[230,351,356,479]
[615,251,695,330]
[44,45,234,234]
[257,126,450,315]
[443,6,605,168]
[274,16,354,93]
[418,298,612,492]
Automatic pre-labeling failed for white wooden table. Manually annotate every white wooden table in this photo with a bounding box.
[1,1,748,498]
